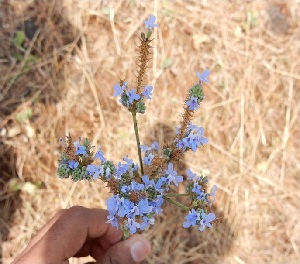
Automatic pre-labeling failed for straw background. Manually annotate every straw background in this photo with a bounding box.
[1,0,299,263]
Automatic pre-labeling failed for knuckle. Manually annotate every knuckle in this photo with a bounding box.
[67,206,88,221]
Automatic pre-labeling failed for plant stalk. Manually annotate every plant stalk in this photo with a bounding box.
[163,195,189,211]
[164,193,190,197]
[132,112,144,175]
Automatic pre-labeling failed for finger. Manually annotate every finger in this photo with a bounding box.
[15,207,122,263]
[99,234,151,264]
[12,209,67,263]
[74,221,123,259]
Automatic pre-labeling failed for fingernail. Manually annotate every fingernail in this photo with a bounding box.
[130,238,151,262]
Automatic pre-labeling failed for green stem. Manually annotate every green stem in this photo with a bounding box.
[132,112,144,175]
[146,30,152,39]
[164,193,190,197]
[163,195,189,211]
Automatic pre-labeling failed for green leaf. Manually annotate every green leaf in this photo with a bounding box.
[13,31,26,48]
[16,108,32,123]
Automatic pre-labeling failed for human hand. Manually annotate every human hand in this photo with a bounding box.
[12,206,151,264]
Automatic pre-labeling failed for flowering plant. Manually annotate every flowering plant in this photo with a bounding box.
[57,15,217,239]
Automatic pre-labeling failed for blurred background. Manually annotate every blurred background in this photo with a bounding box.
[0,0,299,263]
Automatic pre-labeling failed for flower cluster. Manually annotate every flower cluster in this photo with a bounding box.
[57,137,94,181]
[185,71,208,111]
[57,15,218,239]
[183,169,217,231]
[176,124,208,152]
[114,82,153,114]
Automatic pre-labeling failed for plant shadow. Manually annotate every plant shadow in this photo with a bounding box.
[143,122,234,264]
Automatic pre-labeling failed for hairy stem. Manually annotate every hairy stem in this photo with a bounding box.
[132,112,144,175]
[163,195,189,211]
[164,193,190,197]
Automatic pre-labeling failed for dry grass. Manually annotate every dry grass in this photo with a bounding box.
[1,0,300,263]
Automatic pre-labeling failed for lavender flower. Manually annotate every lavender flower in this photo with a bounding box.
[68,160,79,169]
[141,142,159,152]
[164,163,183,187]
[142,175,155,187]
[144,153,154,166]
[74,139,86,155]
[186,168,197,181]
[183,209,200,228]
[143,85,153,99]
[199,212,216,231]
[113,83,125,97]
[94,146,106,162]
[140,216,155,230]
[196,69,210,83]
[186,96,199,111]
[179,126,208,152]
[144,15,158,29]
[130,181,144,191]
[87,164,103,179]
[209,185,218,204]
[126,218,141,234]
[126,88,140,104]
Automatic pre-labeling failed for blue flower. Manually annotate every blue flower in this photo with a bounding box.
[192,182,203,196]
[140,216,155,230]
[128,205,140,218]
[126,88,140,104]
[155,177,167,192]
[181,129,208,152]
[142,175,155,187]
[121,185,129,193]
[196,69,210,83]
[130,181,144,191]
[116,162,129,179]
[186,168,197,181]
[185,96,199,111]
[164,163,183,186]
[123,155,133,166]
[151,141,159,150]
[176,139,186,150]
[187,123,200,131]
[74,139,87,156]
[127,218,140,234]
[183,209,200,228]
[140,145,149,152]
[209,185,218,204]
[94,146,106,162]
[199,212,216,231]
[144,153,154,166]
[143,85,153,99]
[140,142,159,152]
[113,83,125,97]
[138,199,152,215]
[86,164,104,179]
[150,195,164,214]
[104,167,112,179]
[68,160,79,169]
[144,15,158,30]
[106,196,119,215]
[107,214,119,228]
[117,197,133,217]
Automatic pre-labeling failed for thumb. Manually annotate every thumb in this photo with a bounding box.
[99,234,151,264]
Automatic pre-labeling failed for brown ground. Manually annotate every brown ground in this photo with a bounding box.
[1,0,299,263]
